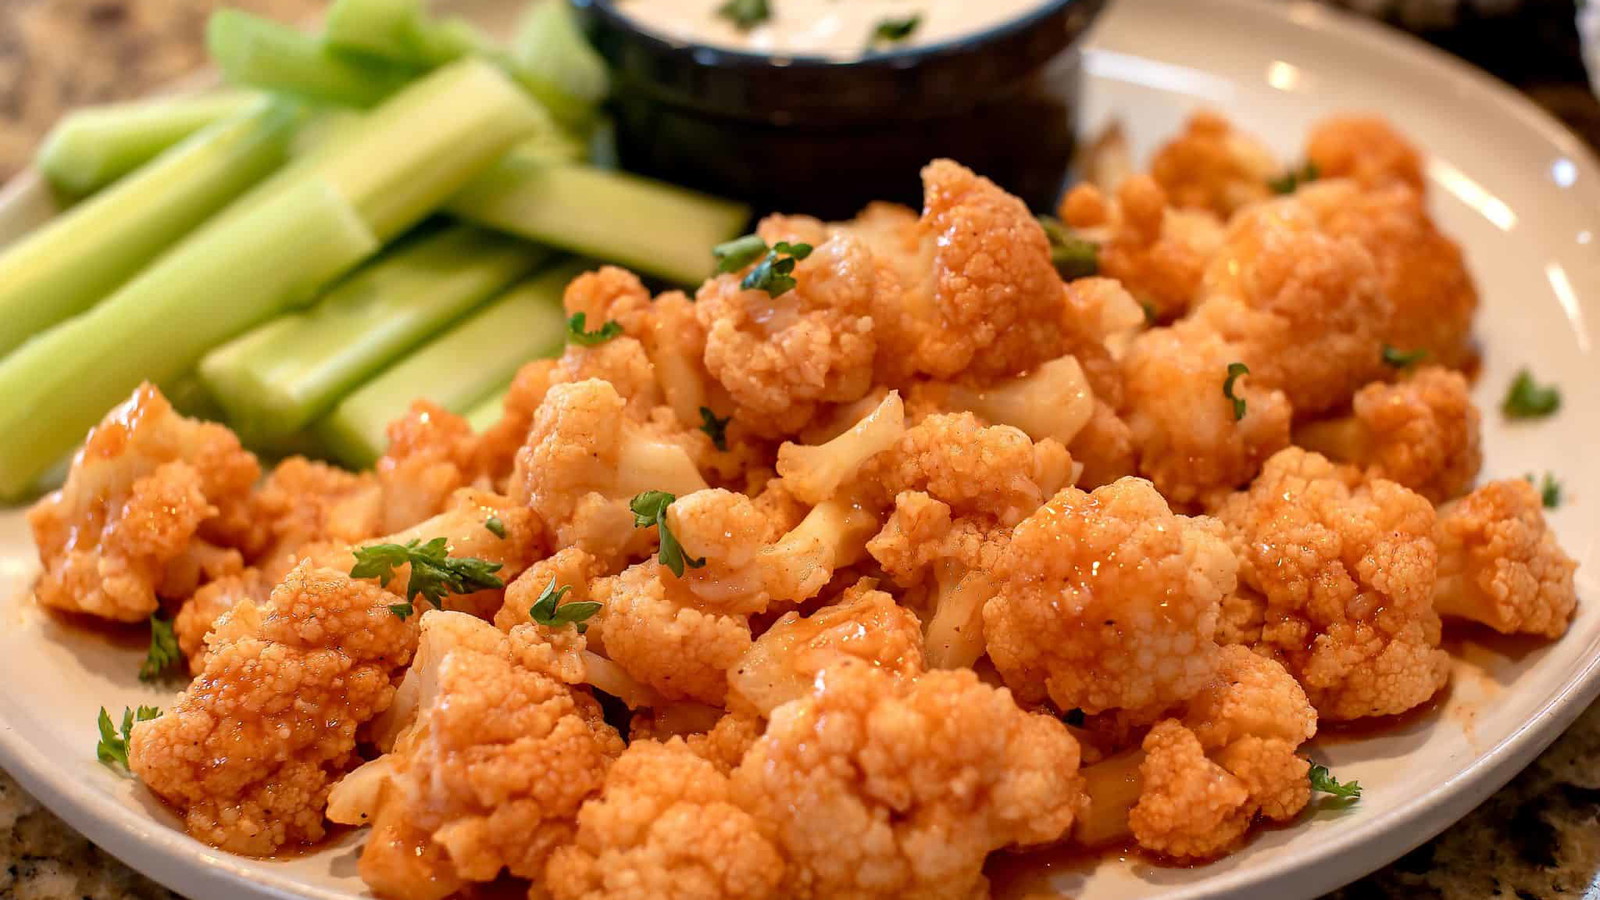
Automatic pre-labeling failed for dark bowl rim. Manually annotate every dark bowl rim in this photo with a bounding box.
[572,0,1086,70]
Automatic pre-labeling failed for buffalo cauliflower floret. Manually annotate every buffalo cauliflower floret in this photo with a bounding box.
[248,456,382,581]
[732,660,1082,900]
[1304,114,1427,194]
[1214,447,1449,720]
[375,400,486,534]
[696,214,877,438]
[510,379,708,567]
[1433,479,1578,638]
[776,391,906,506]
[1295,366,1481,503]
[1194,196,1391,416]
[1295,178,1478,369]
[327,612,623,899]
[496,546,602,631]
[29,383,259,622]
[173,568,269,674]
[727,584,924,717]
[128,562,417,855]
[1148,111,1278,219]
[1122,322,1292,507]
[545,738,784,900]
[1062,175,1226,321]
[984,477,1235,719]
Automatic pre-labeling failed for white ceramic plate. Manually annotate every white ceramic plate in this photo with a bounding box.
[1,0,1597,898]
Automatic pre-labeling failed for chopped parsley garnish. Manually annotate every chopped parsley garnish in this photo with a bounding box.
[741,241,813,298]
[870,14,922,45]
[1527,472,1563,509]
[528,577,603,634]
[1381,344,1428,369]
[1038,216,1099,281]
[630,490,707,577]
[1502,368,1561,419]
[699,406,731,451]
[1268,161,1320,195]
[716,0,770,30]
[1309,763,1362,801]
[351,537,504,619]
[713,233,770,273]
[484,516,507,539]
[96,705,159,773]
[1222,362,1250,421]
[567,312,623,347]
[138,613,182,681]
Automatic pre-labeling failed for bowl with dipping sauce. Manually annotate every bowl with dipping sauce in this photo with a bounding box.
[572,0,1108,219]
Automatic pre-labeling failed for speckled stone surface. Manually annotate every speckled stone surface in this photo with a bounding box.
[2,1,1599,899]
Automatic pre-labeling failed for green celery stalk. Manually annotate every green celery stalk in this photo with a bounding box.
[208,8,421,107]
[323,0,426,62]
[162,373,227,423]
[465,383,510,432]
[317,260,584,468]
[449,155,750,285]
[200,224,550,444]
[506,0,609,128]
[0,177,379,499]
[0,97,299,360]
[37,90,260,196]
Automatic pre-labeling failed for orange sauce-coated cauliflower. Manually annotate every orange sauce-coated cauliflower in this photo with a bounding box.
[1434,479,1577,638]
[1148,111,1278,220]
[1305,114,1427,194]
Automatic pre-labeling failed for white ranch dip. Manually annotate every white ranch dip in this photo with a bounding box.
[613,0,1057,60]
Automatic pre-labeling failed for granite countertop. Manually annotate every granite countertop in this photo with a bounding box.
[3,1,1599,899]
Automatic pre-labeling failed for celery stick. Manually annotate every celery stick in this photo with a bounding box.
[465,384,510,432]
[200,225,550,444]
[0,178,378,499]
[163,373,227,423]
[208,9,420,107]
[0,97,299,360]
[507,0,609,128]
[317,260,585,468]
[323,0,426,62]
[37,91,259,196]
[449,156,750,285]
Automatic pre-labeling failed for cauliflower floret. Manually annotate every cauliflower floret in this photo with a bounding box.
[1214,447,1449,720]
[375,401,485,533]
[861,412,1063,523]
[1193,196,1391,416]
[590,561,752,706]
[727,584,924,717]
[509,379,708,567]
[1433,479,1578,638]
[128,563,417,855]
[496,546,602,631]
[1070,400,1138,488]
[248,456,383,581]
[328,612,623,899]
[1077,646,1316,858]
[173,568,269,674]
[1148,111,1278,219]
[1061,175,1226,321]
[545,738,784,900]
[1295,179,1478,369]
[941,356,1098,450]
[696,215,877,438]
[776,391,906,506]
[1122,322,1291,507]
[1304,114,1427,194]
[732,660,1083,900]
[984,477,1235,719]
[851,160,1068,383]
[28,383,260,622]
[1295,366,1481,503]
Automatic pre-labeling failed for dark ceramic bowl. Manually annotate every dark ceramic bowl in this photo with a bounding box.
[571,0,1109,220]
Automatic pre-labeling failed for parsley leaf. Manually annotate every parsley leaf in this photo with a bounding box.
[567,312,623,347]
[741,241,813,298]
[1381,344,1428,369]
[138,613,182,681]
[630,490,706,577]
[717,0,770,30]
[351,537,504,619]
[1038,216,1098,281]
[528,577,603,634]
[484,516,507,539]
[96,705,159,773]
[1309,763,1362,800]
[699,407,731,451]
[1268,161,1320,195]
[870,14,922,45]
[1527,472,1562,509]
[713,233,769,272]
[1502,368,1561,419]
[1223,362,1250,421]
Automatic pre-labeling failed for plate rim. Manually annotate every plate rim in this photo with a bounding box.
[3,1,1599,899]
